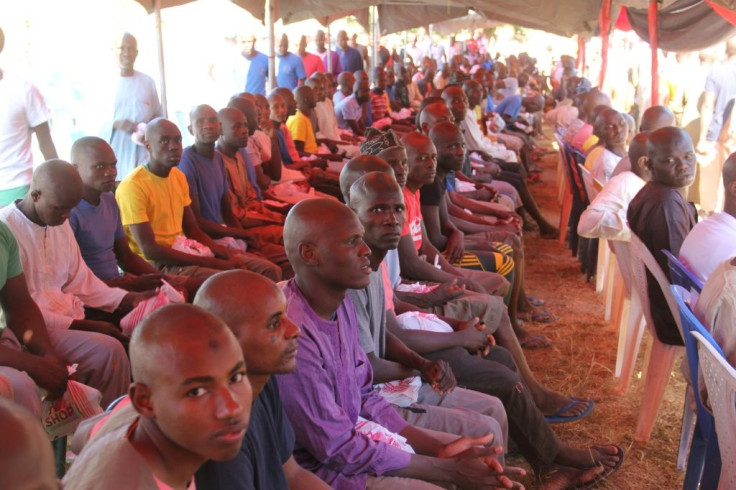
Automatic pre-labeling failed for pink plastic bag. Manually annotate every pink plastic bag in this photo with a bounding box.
[120,280,185,336]
[41,365,103,440]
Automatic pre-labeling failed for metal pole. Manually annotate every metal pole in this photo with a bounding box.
[326,18,332,74]
[266,0,276,91]
[371,6,379,70]
[649,0,659,106]
[154,0,168,118]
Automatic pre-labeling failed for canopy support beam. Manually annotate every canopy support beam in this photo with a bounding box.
[154,0,168,117]
[649,0,659,106]
[266,0,277,91]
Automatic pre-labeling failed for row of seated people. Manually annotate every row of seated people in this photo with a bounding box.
[0,163,624,490]
[0,66,626,489]
[557,82,736,388]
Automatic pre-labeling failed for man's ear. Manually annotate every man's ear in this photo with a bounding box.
[298,242,319,266]
[641,155,652,172]
[729,180,736,199]
[129,382,154,419]
[30,189,42,203]
[188,124,194,136]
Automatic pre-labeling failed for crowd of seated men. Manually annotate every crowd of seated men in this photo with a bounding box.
[15,28,736,490]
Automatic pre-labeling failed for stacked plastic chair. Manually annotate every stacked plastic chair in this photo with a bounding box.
[625,233,685,442]
[671,285,720,489]
[695,331,736,489]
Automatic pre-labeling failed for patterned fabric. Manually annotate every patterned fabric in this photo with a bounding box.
[360,127,402,155]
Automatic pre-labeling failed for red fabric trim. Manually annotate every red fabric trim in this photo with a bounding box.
[615,5,632,30]
[649,0,659,106]
[599,0,612,89]
[706,0,736,26]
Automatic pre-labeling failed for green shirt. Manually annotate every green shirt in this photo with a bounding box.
[0,220,22,289]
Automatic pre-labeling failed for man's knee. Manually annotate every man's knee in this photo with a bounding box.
[0,368,41,416]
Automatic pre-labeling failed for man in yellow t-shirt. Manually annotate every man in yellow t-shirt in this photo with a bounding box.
[116,118,281,280]
[285,85,319,154]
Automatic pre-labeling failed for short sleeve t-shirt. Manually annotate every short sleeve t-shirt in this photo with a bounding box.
[419,174,446,207]
[370,91,389,121]
[244,52,269,96]
[0,220,22,290]
[195,377,295,490]
[0,73,50,191]
[335,95,362,130]
[286,111,318,154]
[275,53,306,90]
[69,192,126,280]
[401,187,423,251]
[178,146,228,224]
[347,269,387,358]
[301,53,325,77]
[116,165,192,258]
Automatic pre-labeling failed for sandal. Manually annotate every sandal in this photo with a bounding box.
[520,333,552,350]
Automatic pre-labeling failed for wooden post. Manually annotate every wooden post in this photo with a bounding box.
[154,0,168,117]
[649,0,659,105]
[266,0,277,91]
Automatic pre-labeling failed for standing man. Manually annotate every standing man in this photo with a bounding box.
[315,30,341,76]
[696,37,736,212]
[336,30,363,73]
[107,33,163,181]
[0,27,58,206]
[241,35,269,96]
[299,35,324,78]
[276,34,306,91]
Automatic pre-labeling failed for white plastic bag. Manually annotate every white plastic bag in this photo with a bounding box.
[41,365,103,440]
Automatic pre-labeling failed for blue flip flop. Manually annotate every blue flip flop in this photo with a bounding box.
[545,398,595,424]
[528,295,545,307]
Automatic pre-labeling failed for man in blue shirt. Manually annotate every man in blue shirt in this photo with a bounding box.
[336,30,363,73]
[276,34,306,91]
[242,35,269,95]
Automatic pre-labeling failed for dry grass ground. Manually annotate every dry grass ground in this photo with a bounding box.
[508,130,686,489]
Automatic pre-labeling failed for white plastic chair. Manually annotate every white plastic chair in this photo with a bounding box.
[624,233,685,443]
[694,331,736,489]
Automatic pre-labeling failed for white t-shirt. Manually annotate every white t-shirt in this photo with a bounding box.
[0,72,50,190]
[680,212,736,281]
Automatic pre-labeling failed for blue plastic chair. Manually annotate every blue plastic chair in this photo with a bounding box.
[671,285,722,489]
[663,250,704,293]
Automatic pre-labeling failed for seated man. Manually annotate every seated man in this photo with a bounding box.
[340,155,595,424]
[333,71,355,105]
[278,198,522,489]
[627,126,698,346]
[116,118,281,281]
[578,131,650,241]
[194,270,332,490]
[0,397,58,489]
[696,256,736,373]
[563,89,611,152]
[62,304,252,489]
[306,74,360,157]
[0,160,150,345]
[180,105,290,278]
[611,105,675,178]
[286,86,342,163]
[0,216,129,414]
[585,108,627,184]
[347,171,624,488]
[69,136,202,298]
[679,154,736,281]
[335,78,371,137]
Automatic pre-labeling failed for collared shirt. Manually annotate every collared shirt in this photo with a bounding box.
[680,212,736,281]
[0,203,127,330]
[277,279,410,490]
[578,170,645,241]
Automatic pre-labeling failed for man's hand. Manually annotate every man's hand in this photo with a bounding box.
[458,318,494,356]
[419,359,456,395]
[456,276,486,294]
[445,230,465,264]
[424,279,465,306]
[119,290,157,310]
[31,354,69,401]
[439,434,526,489]
[696,140,712,155]
[113,119,136,133]
[114,273,165,292]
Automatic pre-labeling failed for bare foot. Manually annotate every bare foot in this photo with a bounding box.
[555,445,623,471]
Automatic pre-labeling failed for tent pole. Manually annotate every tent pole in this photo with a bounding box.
[371,6,379,70]
[649,0,659,106]
[326,18,332,74]
[598,0,611,89]
[266,0,277,91]
[154,0,168,118]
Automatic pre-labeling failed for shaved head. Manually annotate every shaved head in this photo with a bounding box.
[348,171,401,209]
[640,105,676,132]
[419,102,452,134]
[189,104,217,124]
[130,304,237,385]
[402,131,432,152]
[144,117,179,144]
[339,155,393,199]
[70,135,110,165]
[30,159,83,208]
[219,107,246,125]
[0,398,57,489]
[284,199,356,266]
[628,131,651,180]
[227,96,258,133]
